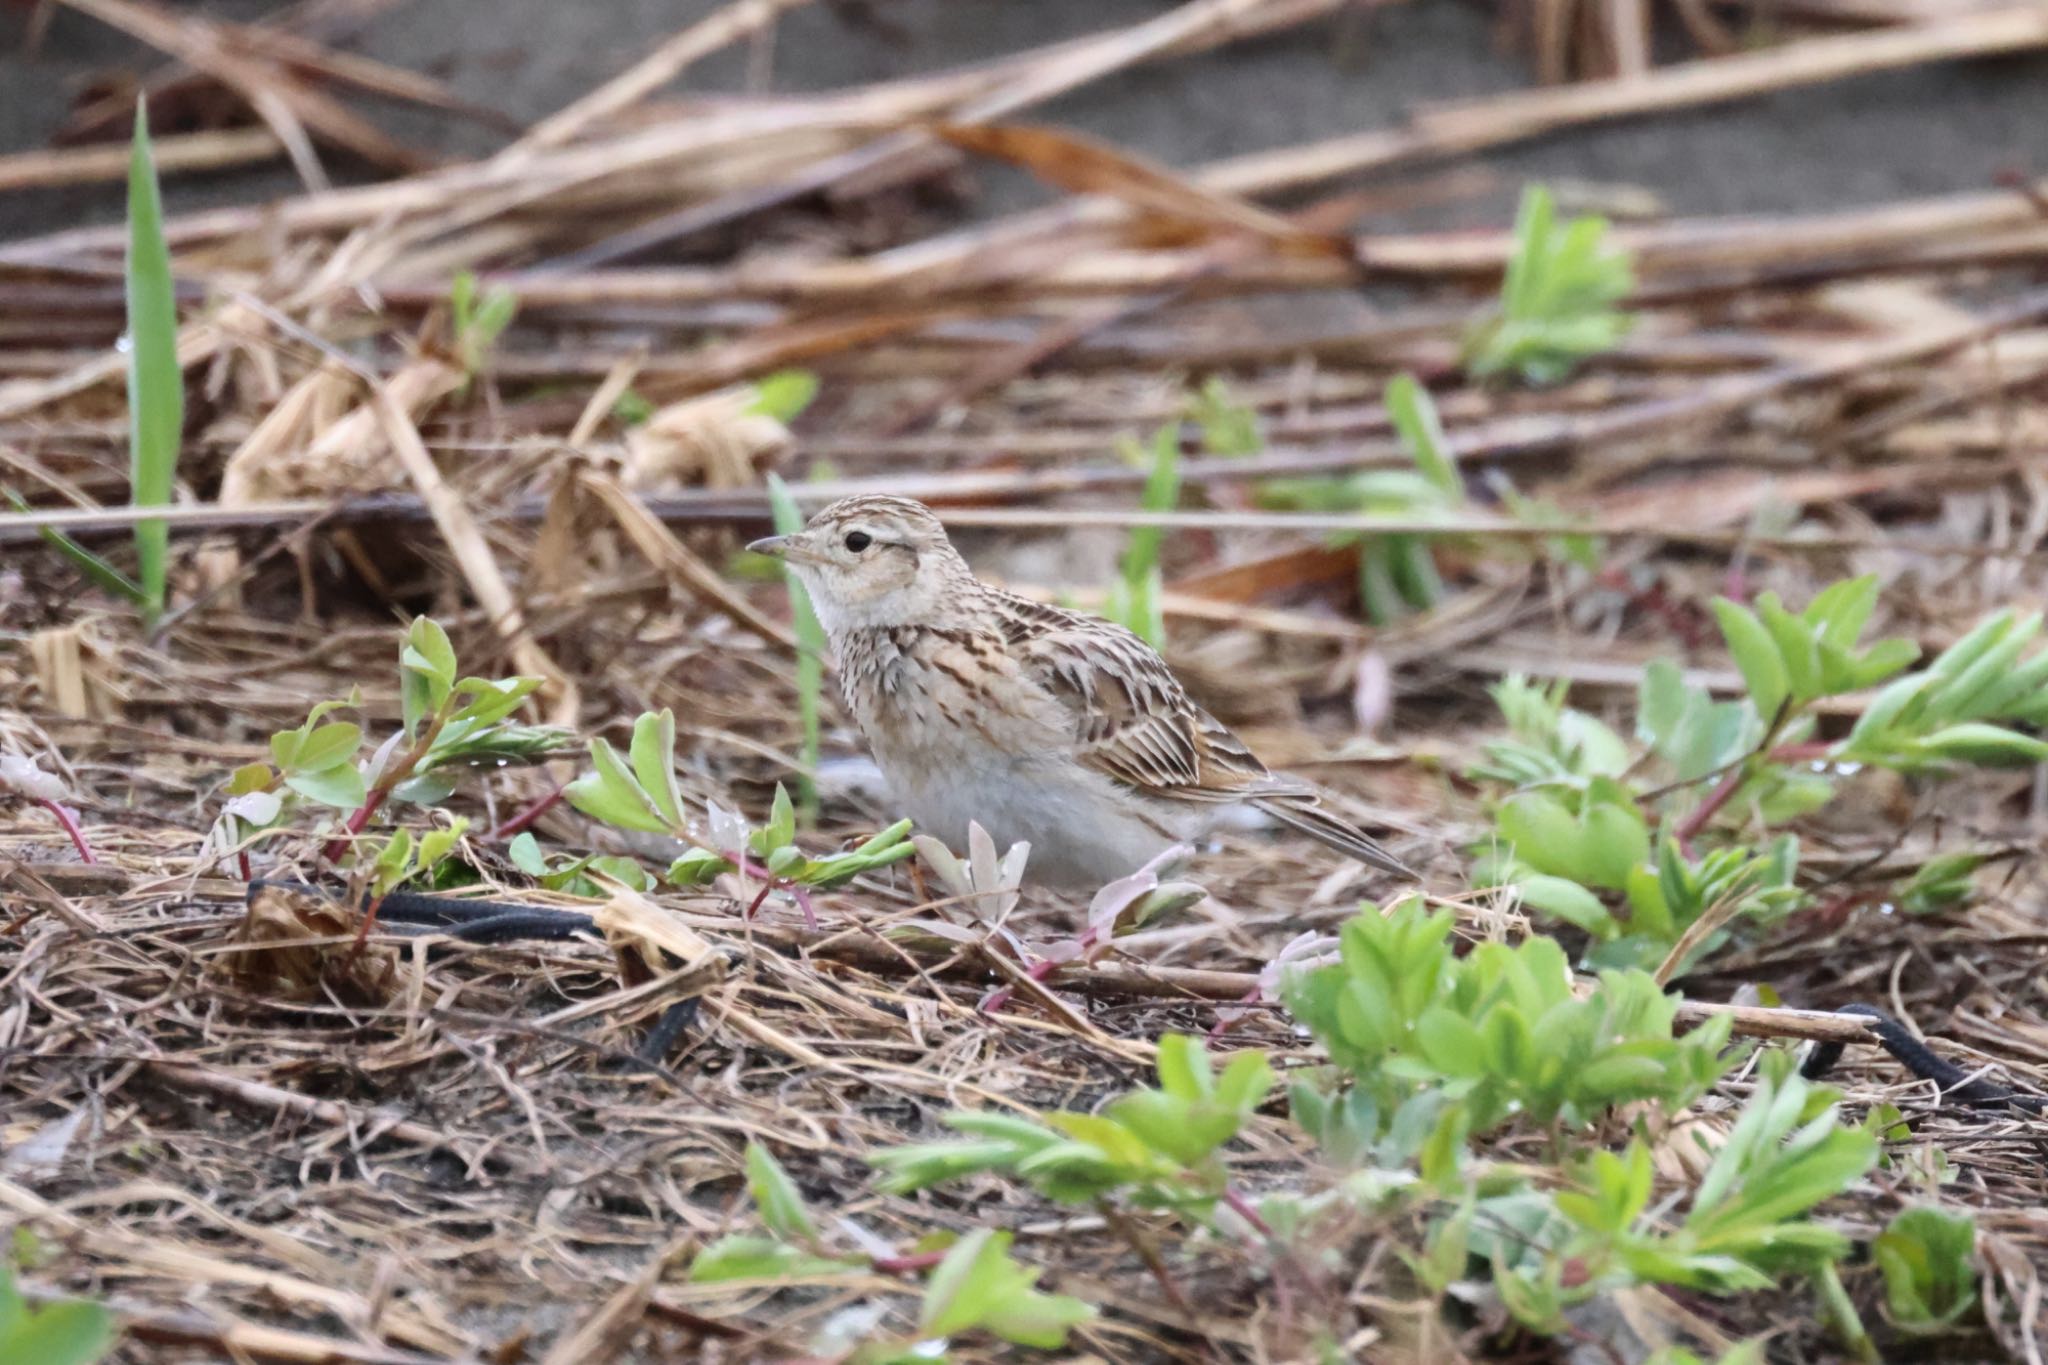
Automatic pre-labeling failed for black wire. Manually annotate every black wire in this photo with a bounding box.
[1800,1003,2048,1113]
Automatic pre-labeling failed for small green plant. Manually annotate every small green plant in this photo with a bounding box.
[206,618,564,881]
[1103,423,1184,646]
[1464,184,1634,385]
[127,98,183,624]
[449,270,518,382]
[1260,374,1466,624]
[1473,1051,1877,1334]
[1186,375,1263,457]
[746,368,820,423]
[765,472,826,822]
[872,1033,1271,1216]
[913,1230,1095,1351]
[1,488,145,605]
[1280,899,1735,1138]
[689,1142,1094,1357]
[564,709,914,917]
[1874,1206,1978,1333]
[0,1264,115,1365]
[1471,580,2048,971]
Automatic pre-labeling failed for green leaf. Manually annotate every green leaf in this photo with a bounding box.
[0,1280,114,1365]
[287,722,361,775]
[1874,1206,1977,1331]
[1213,1050,1273,1114]
[919,1230,1092,1349]
[1385,373,1459,497]
[1712,598,1790,723]
[1756,593,1820,701]
[1517,874,1617,938]
[127,98,183,623]
[445,676,541,729]
[416,819,467,875]
[688,1235,857,1283]
[761,783,797,852]
[978,1285,1095,1349]
[1802,575,1879,649]
[1,486,146,604]
[744,1141,817,1247]
[284,763,367,810]
[747,369,820,423]
[564,737,670,834]
[920,1229,1011,1338]
[401,618,458,735]
[508,832,547,877]
[766,472,823,819]
[1917,722,2048,765]
[628,710,687,829]
[665,848,731,887]
[1155,1032,1213,1101]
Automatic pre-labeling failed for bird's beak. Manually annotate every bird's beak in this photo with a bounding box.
[748,533,827,567]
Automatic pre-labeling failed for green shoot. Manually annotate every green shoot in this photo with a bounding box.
[1187,376,1262,456]
[746,369,820,423]
[0,1264,115,1365]
[917,1230,1095,1349]
[1260,374,1466,623]
[1874,1207,1977,1333]
[564,711,913,899]
[688,1143,1092,1353]
[450,270,518,382]
[206,619,563,879]
[1104,424,1183,646]
[126,98,182,624]
[872,1033,1270,1214]
[765,472,824,822]
[1465,185,1634,386]
[2,487,144,604]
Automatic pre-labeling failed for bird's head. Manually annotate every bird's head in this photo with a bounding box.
[748,495,973,634]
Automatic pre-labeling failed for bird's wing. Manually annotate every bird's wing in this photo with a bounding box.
[990,591,1287,804]
[990,589,1413,876]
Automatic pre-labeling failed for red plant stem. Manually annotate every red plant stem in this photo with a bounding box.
[1770,741,1832,763]
[1673,765,1744,855]
[1206,988,1261,1040]
[1673,741,1835,855]
[1220,1186,1274,1240]
[869,1249,946,1275]
[36,797,95,864]
[322,713,449,866]
[320,787,391,865]
[238,850,253,882]
[736,854,820,931]
[487,784,563,841]
[982,924,1105,1015]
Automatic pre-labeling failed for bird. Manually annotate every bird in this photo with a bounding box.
[748,495,1413,889]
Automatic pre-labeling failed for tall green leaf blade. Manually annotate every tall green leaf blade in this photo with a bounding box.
[766,473,823,820]
[126,99,183,621]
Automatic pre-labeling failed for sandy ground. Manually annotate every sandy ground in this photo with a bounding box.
[2,1,2045,243]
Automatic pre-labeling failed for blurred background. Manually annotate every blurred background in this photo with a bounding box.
[6,0,2044,242]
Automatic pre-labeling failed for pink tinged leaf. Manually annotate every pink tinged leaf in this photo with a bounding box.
[0,753,68,802]
[1353,649,1394,734]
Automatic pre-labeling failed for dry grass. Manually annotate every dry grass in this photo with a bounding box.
[5,2,2048,1361]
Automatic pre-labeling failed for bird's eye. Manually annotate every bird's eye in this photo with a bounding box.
[843,531,872,552]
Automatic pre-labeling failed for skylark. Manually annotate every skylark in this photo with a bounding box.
[750,495,1412,888]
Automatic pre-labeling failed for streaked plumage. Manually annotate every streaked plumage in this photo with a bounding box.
[749,495,1411,887]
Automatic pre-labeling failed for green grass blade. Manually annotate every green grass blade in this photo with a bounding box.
[766,473,823,822]
[126,98,183,622]
[2,488,146,603]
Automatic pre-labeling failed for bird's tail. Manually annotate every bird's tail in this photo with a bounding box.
[1251,793,1414,878]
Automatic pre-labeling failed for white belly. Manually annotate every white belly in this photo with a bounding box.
[886,751,1191,889]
